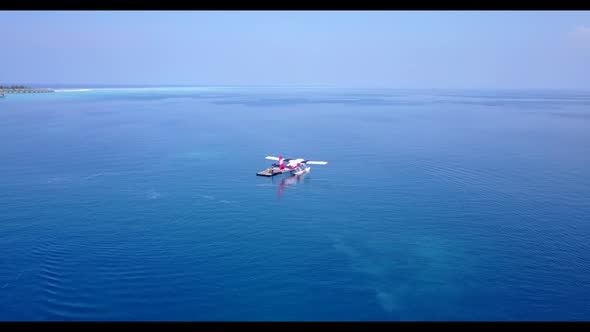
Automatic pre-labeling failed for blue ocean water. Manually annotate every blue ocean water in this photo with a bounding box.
[1,87,589,321]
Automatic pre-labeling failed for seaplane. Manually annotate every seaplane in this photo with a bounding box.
[256,155,329,177]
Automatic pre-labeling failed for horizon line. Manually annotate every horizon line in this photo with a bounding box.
[7,83,590,91]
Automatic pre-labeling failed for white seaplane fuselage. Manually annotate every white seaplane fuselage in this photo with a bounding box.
[282,158,311,176]
[272,163,310,176]
[292,164,311,176]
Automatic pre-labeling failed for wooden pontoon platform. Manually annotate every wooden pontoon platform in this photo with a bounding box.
[256,167,286,177]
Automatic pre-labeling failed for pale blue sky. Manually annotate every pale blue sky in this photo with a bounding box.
[1,11,590,89]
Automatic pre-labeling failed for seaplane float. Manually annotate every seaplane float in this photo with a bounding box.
[256,155,329,177]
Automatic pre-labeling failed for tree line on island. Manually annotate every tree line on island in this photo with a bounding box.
[0,85,31,89]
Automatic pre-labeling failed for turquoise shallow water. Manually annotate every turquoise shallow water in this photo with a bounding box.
[1,87,589,321]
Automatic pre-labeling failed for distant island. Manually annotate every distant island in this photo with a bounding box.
[1,85,30,89]
[0,85,54,96]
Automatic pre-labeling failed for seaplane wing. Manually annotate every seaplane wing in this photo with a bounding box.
[304,160,329,165]
[266,156,328,164]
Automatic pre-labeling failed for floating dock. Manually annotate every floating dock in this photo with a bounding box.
[256,167,287,177]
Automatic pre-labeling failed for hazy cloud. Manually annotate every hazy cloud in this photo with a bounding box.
[568,25,590,48]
